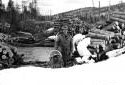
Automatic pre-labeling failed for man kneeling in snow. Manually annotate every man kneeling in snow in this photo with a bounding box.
[72,34,96,64]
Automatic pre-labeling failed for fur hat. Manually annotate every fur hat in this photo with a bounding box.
[49,50,63,68]
[50,50,62,59]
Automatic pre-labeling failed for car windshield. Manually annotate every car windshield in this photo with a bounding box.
[15,32,33,38]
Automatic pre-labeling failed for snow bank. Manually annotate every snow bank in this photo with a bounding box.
[0,53,125,85]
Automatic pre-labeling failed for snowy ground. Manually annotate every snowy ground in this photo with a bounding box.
[0,52,125,85]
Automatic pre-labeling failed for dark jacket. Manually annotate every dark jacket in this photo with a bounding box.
[55,33,73,62]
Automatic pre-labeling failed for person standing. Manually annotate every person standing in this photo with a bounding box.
[55,24,73,67]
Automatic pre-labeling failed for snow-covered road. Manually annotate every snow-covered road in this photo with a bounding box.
[0,52,125,85]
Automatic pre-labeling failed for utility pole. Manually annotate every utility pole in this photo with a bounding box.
[22,0,26,21]
[92,0,95,7]
[91,0,95,18]
[99,1,101,19]
[0,0,2,5]
[50,9,52,16]
[107,0,111,20]
[120,0,123,11]
[31,0,37,10]
[119,0,123,5]
[22,0,27,11]
[49,9,52,20]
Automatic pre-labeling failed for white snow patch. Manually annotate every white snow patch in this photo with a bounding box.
[0,54,125,85]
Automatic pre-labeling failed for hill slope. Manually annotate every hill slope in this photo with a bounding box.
[54,3,125,18]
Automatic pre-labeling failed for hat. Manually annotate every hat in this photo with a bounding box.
[50,50,62,58]
[61,25,68,30]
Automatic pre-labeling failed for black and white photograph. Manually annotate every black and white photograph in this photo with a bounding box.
[0,0,125,85]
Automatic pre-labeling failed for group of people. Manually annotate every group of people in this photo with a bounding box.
[54,22,92,67]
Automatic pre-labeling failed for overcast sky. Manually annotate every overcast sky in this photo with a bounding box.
[2,0,125,15]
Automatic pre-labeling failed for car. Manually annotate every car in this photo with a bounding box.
[10,31,35,44]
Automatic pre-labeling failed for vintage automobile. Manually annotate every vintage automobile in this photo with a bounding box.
[7,31,56,47]
[9,31,35,44]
